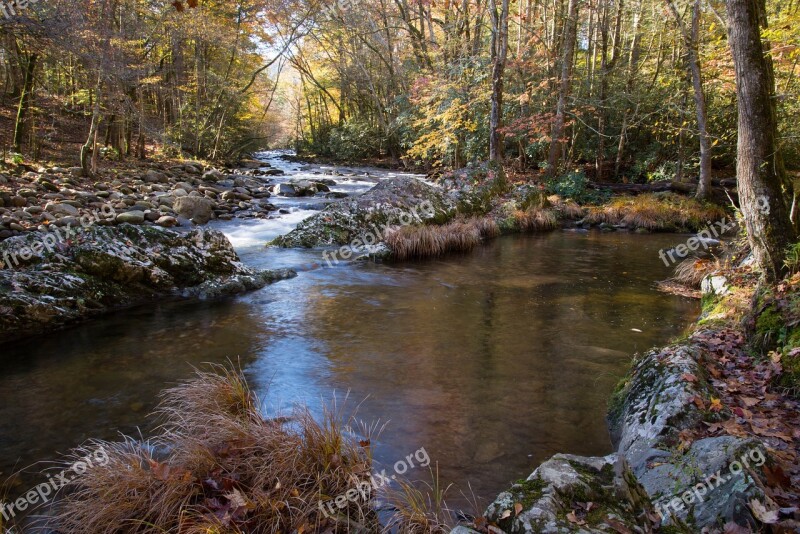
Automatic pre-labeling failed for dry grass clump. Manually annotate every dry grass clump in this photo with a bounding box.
[383,468,455,534]
[470,216,501,239]
[548,195,586,220]
[513,207,559,232]
[50,365,377,534]
[385,219,485,260]
[672,258,718,289]
[584,193,727,231]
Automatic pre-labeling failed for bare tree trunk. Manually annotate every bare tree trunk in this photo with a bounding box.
[615,0,643,178]
[547,0,580,176]
[489,0,510,162]
[727,0,796,280]
[668,0,712,199]
[81,78,102,177]
[12,53,37,152]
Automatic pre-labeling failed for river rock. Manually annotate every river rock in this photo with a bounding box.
[173,196,215,224]
[272,183,297,197]
[45,202,79,216]
[271,177,455,248]
[156,216,179,228]
[0,225,296,344]
[116,211,146,224]
[203,169,224,182]
[483,336,769,533]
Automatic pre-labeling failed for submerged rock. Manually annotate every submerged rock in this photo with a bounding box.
[270,177,455,248]
[0,224,295,344]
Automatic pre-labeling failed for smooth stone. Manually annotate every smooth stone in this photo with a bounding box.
[45,202,79,216]
[156,216,179,228]
[116,211,146,224]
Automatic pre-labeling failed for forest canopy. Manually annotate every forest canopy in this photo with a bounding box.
[0,0,798,181]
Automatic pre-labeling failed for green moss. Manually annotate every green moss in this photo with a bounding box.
[607,375,632,428]
[780,346,800,397]
[510,477,547,509]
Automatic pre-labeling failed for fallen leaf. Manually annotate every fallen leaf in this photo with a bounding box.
[763,465,791,488]
[749,499,779,524]
[741,396,761,407]
[710,398,723,412]
[606,517,633,534]
[566,511,586,525]
[499,510,512,520]
[682,373,698,383]
[514,503,523,515]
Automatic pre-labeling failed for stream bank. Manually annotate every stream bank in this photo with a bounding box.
[464,256,800,533]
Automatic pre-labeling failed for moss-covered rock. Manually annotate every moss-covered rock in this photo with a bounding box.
[483,338,768,533]
[0,224,295,344]
[270,177,456,248]
[484,454,650,533]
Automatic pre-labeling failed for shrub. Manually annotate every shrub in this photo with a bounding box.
[546,170,610,204]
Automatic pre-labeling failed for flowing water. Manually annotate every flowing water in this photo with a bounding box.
[0,152,700,517]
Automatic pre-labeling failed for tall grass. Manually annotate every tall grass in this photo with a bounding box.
[584,193,727,231]
[385,219,488,260]
[48,364,379,534]
[512,207,559,232]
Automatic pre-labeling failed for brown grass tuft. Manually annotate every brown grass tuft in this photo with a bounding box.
[383,468,454,534]
[584,193,728,231]
[49,364,378,534]
[513,207,559,232]
[548,196,586,220]
[385,219,484,260]
[672,258,717,289]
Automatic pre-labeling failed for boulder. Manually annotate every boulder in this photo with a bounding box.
[174,196,215,224]
[271,177,455,248]
[0,225,295,344]
[484,337,769,533]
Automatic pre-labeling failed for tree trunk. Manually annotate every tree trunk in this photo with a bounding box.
[81,79,102,177]
[727,0,796,280]
[489,0,510,162]
[547,0,580,176]
[688,0,712,200]
[668,0,712,200]
[12,54,37,152]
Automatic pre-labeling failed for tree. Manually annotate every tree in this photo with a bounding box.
[667,0,712,200]
[488,0,510,162]
[547,0,580,175]
[726,0,797,280]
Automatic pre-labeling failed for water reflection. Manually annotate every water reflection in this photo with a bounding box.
[0,230,698,512]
